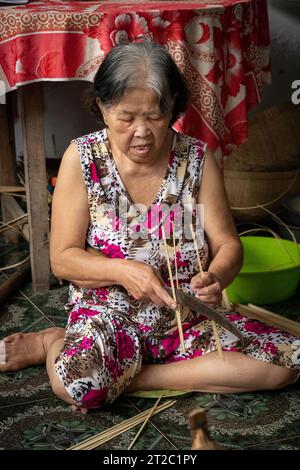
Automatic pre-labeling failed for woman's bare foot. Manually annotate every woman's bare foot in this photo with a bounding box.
[0,327,65,372]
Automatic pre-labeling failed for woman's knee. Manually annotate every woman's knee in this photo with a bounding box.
[270,367,298,390]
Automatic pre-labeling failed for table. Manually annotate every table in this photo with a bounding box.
[0,0,271,291]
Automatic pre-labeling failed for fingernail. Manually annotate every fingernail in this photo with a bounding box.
[171,303,177,309]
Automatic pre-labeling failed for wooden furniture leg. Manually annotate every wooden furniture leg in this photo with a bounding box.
[18,83,49,292]
[0,99,18,243]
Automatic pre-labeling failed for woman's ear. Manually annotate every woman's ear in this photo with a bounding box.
[96,97,103,113]
[96,98,108,125]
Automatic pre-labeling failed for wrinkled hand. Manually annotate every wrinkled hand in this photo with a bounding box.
[119,260,176,309]
[190,271,222,307]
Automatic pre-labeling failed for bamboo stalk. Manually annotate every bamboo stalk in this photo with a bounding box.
[68,400,176,450]
[128,395,162,450]
[235,303,300,338]
[190,224,224,360]
[162,226,185,353]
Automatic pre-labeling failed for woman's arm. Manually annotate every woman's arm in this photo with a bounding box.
[50,142,124,288]
[191,148,243,301]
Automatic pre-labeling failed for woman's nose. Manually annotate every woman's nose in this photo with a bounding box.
[134,125,151,138]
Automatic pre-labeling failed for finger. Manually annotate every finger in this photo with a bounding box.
[192,274,216,289]
[195,293,222,305]
[3,334,22,343]
[154,285,177,309]
[194,282,221,296]
[150,290,171,308]
[190,275,205,289]
[150,295,165,308]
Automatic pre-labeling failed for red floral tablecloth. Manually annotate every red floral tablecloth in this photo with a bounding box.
[0,0,271,158]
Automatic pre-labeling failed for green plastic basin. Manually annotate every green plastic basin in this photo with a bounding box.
[227,236,300,305]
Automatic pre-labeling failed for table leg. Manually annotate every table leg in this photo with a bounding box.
[0,100,18,243]
[19,83,49,292]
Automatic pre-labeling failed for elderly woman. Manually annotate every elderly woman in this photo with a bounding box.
[1,41,299,413]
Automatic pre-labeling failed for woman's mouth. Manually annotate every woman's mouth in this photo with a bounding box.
[133,144,151,155]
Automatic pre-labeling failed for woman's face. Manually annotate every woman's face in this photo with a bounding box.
[98,88,172,164]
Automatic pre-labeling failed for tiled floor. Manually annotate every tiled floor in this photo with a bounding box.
[0,238,300,450]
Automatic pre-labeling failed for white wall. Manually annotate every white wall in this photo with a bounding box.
[13,0,300,159]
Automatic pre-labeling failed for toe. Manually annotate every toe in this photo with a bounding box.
[3,333,23,343]
[71,405,88,415]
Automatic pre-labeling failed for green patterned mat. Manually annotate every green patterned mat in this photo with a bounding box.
[125,390,192,398]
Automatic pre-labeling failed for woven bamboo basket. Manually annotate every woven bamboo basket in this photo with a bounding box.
[224,103,300,172]
[224,168,300,222]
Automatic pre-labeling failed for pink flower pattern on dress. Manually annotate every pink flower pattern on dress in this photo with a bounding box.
[79,336,94,351]
[95,288,109,302]
[244,320,278,335]
[100,241,125,259]
[70,307,100,323]
[262,342,278,355]
[82,388,109,409]
[90,162,100,183]
[116,330,135,361]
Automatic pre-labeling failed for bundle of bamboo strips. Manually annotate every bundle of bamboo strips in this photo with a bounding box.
[68,399,176,450]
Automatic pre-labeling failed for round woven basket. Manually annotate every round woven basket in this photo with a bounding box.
[224,168,300,222]
[224,102,300,172]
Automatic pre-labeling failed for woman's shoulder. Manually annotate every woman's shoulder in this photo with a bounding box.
[174,131,207,158]
[72,128,107,147]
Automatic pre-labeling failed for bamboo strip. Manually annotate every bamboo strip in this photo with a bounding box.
[161,226,185,353]
[172,226,185,353]
[68,400,176,450]
[0,255,30,272]
[126,397,178,449]
[0,214,28,235]
[172,228,179,290]
[190,224,224,360]
[221,289,231,309]
[128,395,162,450]
[235,304,300,338]
[0,185,26,193]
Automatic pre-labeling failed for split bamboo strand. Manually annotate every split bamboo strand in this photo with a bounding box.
[172,226,186,353]
[172,228,179,290]
[190,224,224,360]
[0,185,26,193]
[161,226,185,353]
[128,395,162,450]
[68,399,176,450]
[221,289,231,309]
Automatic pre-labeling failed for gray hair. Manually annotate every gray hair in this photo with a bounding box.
[91,41,189,126]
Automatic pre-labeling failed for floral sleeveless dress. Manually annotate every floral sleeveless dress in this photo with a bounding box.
[55,129,300,410]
